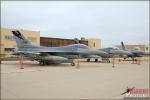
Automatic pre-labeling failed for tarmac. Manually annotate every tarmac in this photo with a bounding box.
[1,59,149,99]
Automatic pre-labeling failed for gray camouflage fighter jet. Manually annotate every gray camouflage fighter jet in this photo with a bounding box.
[12,31,108,66]
[99,47,132,58]
[86,47,132,62]
[121,42,146,62]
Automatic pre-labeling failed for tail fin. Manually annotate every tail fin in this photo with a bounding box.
[74,38,80,44]
[12,31,32,48]
[121,41,126,50]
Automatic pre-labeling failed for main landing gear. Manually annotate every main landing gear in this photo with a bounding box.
[87,59,99,62]
[69,59,75,66]
[87,59,90,62]
[39,61,48,65]
[95,59,98,62]
[71,62,75,66]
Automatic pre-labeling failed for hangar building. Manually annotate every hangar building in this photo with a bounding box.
[1,28,101,56]
[88,38,101,49]
[40,37,88,47]
[40,37,101,49]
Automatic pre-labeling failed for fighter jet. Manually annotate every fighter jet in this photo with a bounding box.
[121,42,146,62]
[86,46,132,62]
[99,47,132,58]
[12,31,108,66]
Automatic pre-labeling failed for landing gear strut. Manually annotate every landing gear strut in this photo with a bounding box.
[87,59,90,62]
[69,59,75,66]
[131,58,136,64]
[39,61,44,65]
[95,59,98,62]
[71,62,75,66]
[39,61,48,65]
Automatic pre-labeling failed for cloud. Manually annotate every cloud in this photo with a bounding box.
[1,1,149,47]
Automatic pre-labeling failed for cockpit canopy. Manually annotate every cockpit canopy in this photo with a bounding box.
[107,46,120,50]
[68,44,89,49]
[74,44,89,48]
[133,47,141,50]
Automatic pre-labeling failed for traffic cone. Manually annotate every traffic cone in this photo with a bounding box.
[19,56,24,69]
[137,57,141,65]
[0,57,2,64]
[135,57,138,65]
[0,56,2,64]
[112,57,115,68]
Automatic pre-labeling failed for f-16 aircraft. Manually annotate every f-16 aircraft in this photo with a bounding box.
[86,46,132,62]
[99,47,132,58]
[12,31,108,66]
[121,42,146,61]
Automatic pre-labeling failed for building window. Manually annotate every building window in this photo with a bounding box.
[4,48,15,52]
[5,35,14,40]
[93,42,95,47]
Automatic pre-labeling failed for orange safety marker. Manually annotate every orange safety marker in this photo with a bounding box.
[0,56,2,64]
[137,57,141,65]
[19,56,24,69]
[135,57,138,64]
[76,58,80,69]
[112,56,115,68]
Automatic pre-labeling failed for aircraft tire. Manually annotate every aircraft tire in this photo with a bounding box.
[39,61,47,65]
[71,62,75,66]
[95,59,98,62]
[87,59,90,62]
[39,61,44,65]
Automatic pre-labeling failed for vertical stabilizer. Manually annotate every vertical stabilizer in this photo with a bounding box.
[12,31,32,48]
[121,41,126,50]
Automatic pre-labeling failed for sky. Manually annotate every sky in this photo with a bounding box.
[1,1,149,47]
